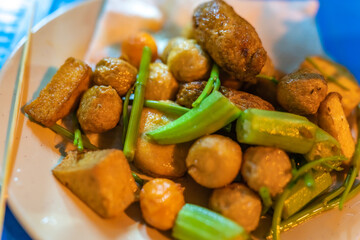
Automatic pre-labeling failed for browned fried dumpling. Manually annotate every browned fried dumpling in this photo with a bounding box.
[277,68,327,115]
[176,81,274,110]
[193,0,267,82]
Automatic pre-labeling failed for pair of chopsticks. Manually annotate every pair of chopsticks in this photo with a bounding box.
[0,4,35,235]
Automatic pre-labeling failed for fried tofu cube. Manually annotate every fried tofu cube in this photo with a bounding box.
[52,149,137,218]
[25,57,92,127]
[318,92,355,161]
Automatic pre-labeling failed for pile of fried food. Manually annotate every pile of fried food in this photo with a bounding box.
[24,0,360,239]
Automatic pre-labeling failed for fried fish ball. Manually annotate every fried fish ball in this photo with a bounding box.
[121,32,158,68]
[209,183,262,232]
[161,37,185,63]
[93,58,137,96]
[24,57,92,127]
[77,85,122,133]
[140,178,185,230]
[145,62,179,100]
[277,68,328,115]
[241,147,292,197]
[166,38,211,82]
[134,108,190,177]
[186,135,242,188]
[193,0,267,82]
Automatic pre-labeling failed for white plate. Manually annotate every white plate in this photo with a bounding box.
[1,0,360,239]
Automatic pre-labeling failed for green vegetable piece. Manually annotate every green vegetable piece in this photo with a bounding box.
[236,109,317,154]
[144,100,189,116]
[279,183,360,233]
[303,172,315,188]
[172,204,249,240]
[304,128,343,171]
[49,124,98,150]
[256,74,279,84]
[123,46,151,161]
[146,91,241,144]
[122,85,135,144]
[72,113,83,152]
[192,64,219,108]
[282,171,332,219]
[259,186,273,215]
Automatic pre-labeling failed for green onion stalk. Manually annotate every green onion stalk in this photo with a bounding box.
[122,85,135,144]
[144,100,189,116]
[192,64,219,108]
[123,46,152,161]
[259,186,273,215]
[256,74,279,84]
[72,113,83,152]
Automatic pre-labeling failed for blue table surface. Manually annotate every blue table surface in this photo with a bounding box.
[1,0,360,239]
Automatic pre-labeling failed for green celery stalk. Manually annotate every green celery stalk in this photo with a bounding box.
[123,46,151,161]
[144,100,189,116]
[236,109,317,154]
[146,91,241,144]
[172,204,249,240]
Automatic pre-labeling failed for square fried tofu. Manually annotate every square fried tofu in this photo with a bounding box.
[25,57,92,127]
[52,149,137,218]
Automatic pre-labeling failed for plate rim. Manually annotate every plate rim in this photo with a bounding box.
[5,0,101,238]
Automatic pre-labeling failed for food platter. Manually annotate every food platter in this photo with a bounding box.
[1,0,360,239]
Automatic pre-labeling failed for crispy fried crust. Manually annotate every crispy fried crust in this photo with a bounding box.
[24,57,92,127]
[277,68,328,115]
[318,92,355,160]
[176,81,274,111]
[193,0,266,82]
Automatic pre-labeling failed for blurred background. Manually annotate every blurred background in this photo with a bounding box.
[0,0,359,239]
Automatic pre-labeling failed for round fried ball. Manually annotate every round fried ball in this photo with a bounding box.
[94,58,137,96]
[241,147,292,197]
[140,178,185,230]
[145,62,179,100]
[77,85,122,133]
[166,38,211,82]
[121,32,158,68]
[209,183,262,232]
[134,108,189,177]
[186,134,242,188]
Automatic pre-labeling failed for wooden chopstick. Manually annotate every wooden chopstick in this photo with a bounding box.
[0,4,35,235]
